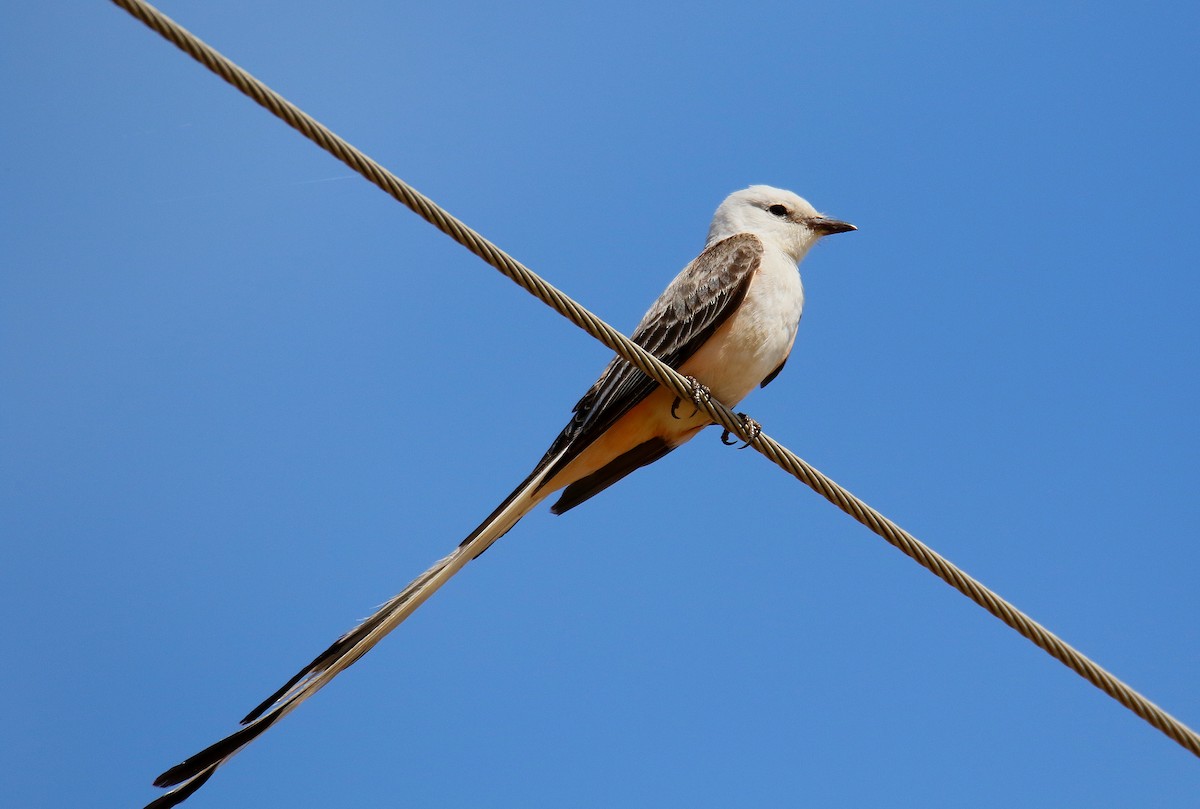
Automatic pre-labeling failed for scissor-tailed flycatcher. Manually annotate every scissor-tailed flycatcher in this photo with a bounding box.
[148,185,855,808]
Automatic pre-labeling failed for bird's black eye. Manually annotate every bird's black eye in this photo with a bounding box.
[768,204,789,217]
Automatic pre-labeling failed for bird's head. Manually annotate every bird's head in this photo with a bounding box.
[708,185,855,262]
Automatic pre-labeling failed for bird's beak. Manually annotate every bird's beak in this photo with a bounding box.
[807,217,857,236]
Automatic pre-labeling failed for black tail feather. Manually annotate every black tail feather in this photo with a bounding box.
[144,765,218,809]
[241,557,451,725]
[147,465,551,807]
[240,633,351,725]
[154,711,283,789]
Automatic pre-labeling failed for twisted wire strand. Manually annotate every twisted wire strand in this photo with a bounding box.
[109,0,1200,759]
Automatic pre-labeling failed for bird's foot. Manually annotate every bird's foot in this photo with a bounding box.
[721,413,762,449]
[671,376,711,420]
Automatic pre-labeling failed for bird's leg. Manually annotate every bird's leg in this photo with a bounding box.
[671,376,711,420]
[720,413,762,449]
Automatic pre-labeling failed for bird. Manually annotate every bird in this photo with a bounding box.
[147,185,855,808]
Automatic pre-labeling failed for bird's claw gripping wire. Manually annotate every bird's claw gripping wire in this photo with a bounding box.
[670,376,711,420]
[721,414,762,449]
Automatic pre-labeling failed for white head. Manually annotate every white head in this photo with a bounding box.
[707,185,855,262]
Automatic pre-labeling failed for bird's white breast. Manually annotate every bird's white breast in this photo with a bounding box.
[678,245,804,407]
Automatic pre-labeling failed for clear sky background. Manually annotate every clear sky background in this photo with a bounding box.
[3,2,1198,807]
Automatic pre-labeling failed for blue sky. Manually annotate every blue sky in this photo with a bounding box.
[3,2,1198,807]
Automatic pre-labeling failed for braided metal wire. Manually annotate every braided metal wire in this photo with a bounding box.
[109,0,1200,759]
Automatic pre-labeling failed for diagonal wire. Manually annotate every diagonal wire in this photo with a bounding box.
[108,0,1200,760]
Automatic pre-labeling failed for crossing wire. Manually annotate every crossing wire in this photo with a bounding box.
[109,0,1200,760]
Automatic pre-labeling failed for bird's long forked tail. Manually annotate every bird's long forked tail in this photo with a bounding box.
[147,465,556,809]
